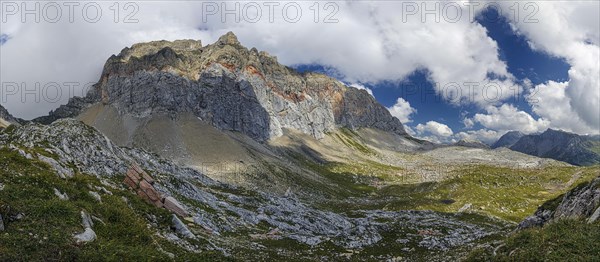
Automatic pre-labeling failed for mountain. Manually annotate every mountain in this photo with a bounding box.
[33,32,419,189]
[491,131,524,149]
[35,32,406,141]
[453,139,490,149]
[509,129,600,166]
[0,119,388,259]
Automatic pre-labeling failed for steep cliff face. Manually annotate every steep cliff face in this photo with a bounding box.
[36,32,406,141]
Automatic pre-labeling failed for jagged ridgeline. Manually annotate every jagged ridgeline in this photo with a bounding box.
[35,32,406,141]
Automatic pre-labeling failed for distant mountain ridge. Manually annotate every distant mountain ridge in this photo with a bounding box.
[508,129,600,166]
[453,139,490,149]
[491,131,524,149]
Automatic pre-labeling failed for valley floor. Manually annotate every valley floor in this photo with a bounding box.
[1,122,599,261]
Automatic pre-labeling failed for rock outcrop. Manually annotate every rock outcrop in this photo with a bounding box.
[510,129,600,166]
[74,211,97,244]
[124,164,189,217]
[0,119,385,248]
[1,119,217,187]
[35,32,407,141]
[171,214,196,239]
[519,176,600,229]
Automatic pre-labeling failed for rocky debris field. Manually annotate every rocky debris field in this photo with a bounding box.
[0,119,521,260]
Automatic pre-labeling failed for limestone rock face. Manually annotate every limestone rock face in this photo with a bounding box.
[519,176,600,229]
[35,32,407,141]
[1,119,217,187]
[552,177,600,221]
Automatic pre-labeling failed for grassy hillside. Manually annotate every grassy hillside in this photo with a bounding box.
[0,148,225,261]
[467,219,600,261]
[297,154,599,222]
[2,120,598,261]
[379,165,599,222]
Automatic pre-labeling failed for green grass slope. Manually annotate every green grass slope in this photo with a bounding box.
[467,219,600,261]
[0,148,225,261]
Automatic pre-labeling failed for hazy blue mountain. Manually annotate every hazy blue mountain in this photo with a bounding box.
[510,129,600,166]
[491,131,524,149]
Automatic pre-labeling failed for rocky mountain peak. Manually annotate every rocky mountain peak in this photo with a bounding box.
[117,39,202,62]
[36,32,408,141]
[505,130,524,137]
[217,31,241,46]
[541,128,577,138]
[0,104,11,119]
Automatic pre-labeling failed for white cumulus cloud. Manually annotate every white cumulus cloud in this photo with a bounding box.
[1,0,597,140]
[494,1,600,133]
[387,97,416,123]
[416,121,453,138]
[471,104,549,134]
[454,129,500,145]
[528,81,597,134]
